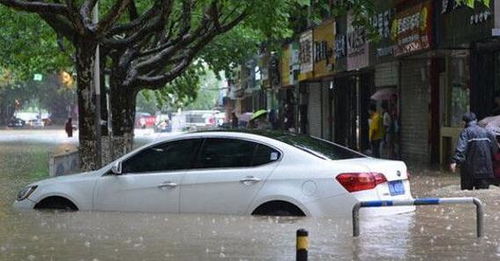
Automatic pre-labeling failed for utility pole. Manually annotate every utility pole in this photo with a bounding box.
[93,3,102,169]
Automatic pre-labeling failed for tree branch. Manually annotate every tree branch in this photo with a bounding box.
[132,7,248,88]
[0,0,67,15]
[39,13,78,43]
[96,0,132,36]
[128,0,138,19]
[104,0,173,47]
[79,0,98,30]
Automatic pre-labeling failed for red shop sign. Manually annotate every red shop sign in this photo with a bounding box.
[392,1,433,56]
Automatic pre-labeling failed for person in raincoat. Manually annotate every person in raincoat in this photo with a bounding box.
[450,112,497,190]
[248,109,271,130]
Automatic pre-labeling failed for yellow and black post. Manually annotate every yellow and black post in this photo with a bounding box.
[296,229,308,261]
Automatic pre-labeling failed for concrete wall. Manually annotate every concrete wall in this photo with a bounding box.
[49,149,80,177]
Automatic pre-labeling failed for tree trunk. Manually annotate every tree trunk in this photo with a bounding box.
[75,38,99,171]
[109,72,138,160]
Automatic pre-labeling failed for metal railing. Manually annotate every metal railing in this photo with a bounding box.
[352,197,484,238]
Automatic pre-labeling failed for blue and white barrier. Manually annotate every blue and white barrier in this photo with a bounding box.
[352,197,484,238]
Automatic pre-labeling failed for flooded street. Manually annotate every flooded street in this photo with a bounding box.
[1,130,500,260]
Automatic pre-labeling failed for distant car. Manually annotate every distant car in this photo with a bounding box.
[27,119,44,128]
[7,117,25,128]
[182,110,219,131]
[14,131,414,216]
[154,120,172,133]
[135,112,156,128]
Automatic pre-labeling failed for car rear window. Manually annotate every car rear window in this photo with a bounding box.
[274,135,365,160]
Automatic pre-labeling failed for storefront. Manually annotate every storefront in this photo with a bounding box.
[394,0,435,164]
[279,42,300,131]
[298,30,314,135]
[439,0,493,165]
[332,13,373,152]
[370,1,400,159]
[311,20,336,140]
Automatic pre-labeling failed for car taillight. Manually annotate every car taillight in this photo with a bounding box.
[407,171,411,180]
[208,117,215,125]
[336,172,387,192]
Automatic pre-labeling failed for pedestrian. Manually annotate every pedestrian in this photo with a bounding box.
[65,117,73,138]
[283,103,295,132]
[368,104,384,158]
[268,109,279,130]
[450,112,497,190]
[248,109,271,130]
[231,112,238,129]
[381,102,393,158]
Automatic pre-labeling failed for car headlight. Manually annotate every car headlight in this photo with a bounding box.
[17,185,38,201]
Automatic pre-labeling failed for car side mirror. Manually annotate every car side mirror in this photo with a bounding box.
[111,161,123,175]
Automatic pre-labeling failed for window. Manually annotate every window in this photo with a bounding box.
[122,139,200,173]
[196,138,256,169]
[252,144,281,166]
[195,138,279,169]
[273,134,364,160]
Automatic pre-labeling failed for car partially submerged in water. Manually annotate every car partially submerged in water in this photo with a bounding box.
[14,131,414,216]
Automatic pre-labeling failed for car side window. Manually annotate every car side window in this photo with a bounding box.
[251,144,281,166]
[122,139,200,174]
[196,138,257,169]
[194,138,280,169]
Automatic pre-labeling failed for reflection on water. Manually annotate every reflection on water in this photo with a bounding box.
[1,140,500,260]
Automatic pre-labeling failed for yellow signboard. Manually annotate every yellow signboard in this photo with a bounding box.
[313,20,335,78]
[280,45,290,86]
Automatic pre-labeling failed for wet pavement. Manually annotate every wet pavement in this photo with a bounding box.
[1,129,500,260]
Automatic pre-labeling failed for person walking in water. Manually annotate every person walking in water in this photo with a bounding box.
[450,112,497,190]
[369,104,384,158]
[65,118,73,138]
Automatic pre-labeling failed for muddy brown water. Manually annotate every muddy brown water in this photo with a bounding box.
[1,132,500,260]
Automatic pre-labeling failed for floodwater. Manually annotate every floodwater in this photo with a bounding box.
[1,129,500,260]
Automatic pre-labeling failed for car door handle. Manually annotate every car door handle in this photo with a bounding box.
[158,181,178,189]
[240,176,261,184]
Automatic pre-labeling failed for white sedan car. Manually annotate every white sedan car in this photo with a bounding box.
[14,131,414,216]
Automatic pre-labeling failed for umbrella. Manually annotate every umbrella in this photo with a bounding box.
[479,115,500,136]
[370,88,396,101]
[237,112,253,123]
[250,109,268,121]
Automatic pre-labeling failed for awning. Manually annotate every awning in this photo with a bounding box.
[370,88,397,101]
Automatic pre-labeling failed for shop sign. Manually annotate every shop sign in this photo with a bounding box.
[441,0,492,25]
[281,45,291,87]
[335,34,346,59]
[392,1,433,56]
[371,9,394,39]
[281,43,300,87]
[313,20,335,78]
[371,8,396,57]
[347,14,369,71]
[299,30,314,81]
[289,42,300,85]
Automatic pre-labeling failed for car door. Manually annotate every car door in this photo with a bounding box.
[180,137,281,215]
[94,139,201,213]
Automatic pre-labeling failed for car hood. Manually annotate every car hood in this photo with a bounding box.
[28,171,98,187]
